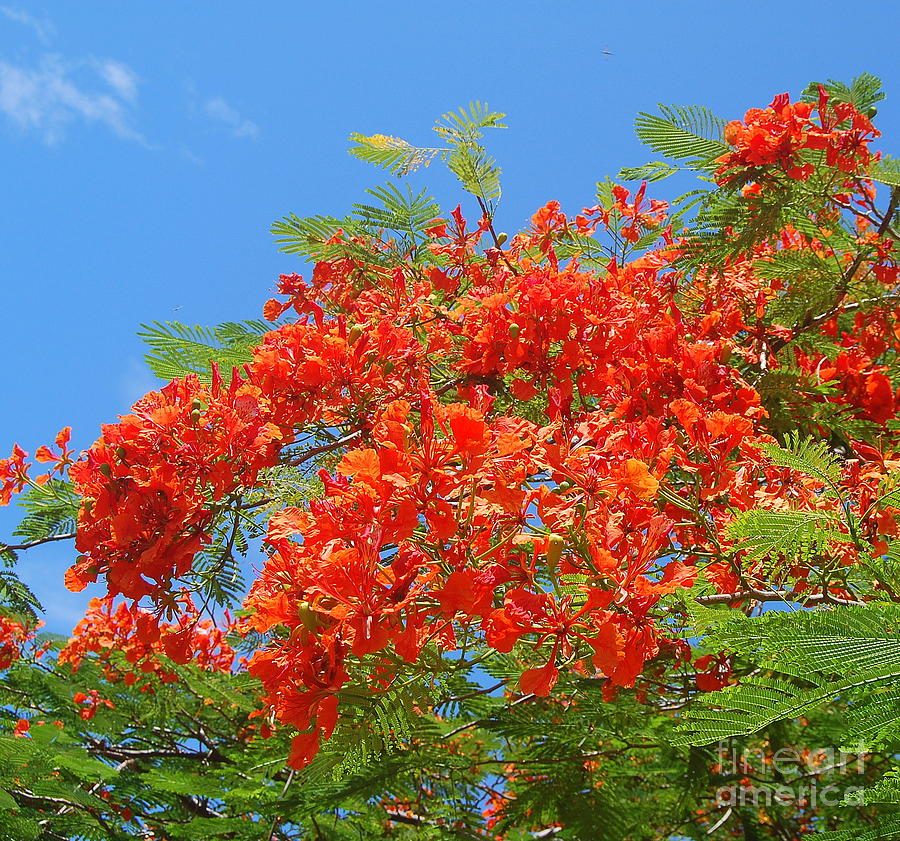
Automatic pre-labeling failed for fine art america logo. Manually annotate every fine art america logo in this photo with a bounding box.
[714,742,867,808]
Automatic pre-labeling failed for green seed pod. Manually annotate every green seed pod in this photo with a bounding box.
[298,601,321,632]
[546,533,565,568]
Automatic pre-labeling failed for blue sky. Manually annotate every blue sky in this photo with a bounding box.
[1,1,898,632]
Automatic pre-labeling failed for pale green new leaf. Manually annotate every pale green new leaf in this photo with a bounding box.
[869,155,900,188]
[433,101,506,142]
[617,161,680,182]
[348,133,445,176]
[447,143,502,202]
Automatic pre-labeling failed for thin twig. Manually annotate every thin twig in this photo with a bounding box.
[286,430,363,466]
[266,767,296,841]
[0,532,75,552]
[476,196,519,275]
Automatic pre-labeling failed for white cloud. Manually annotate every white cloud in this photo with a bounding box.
[0,5,54,44]
[95,58,138,102]
[0,54,143,144]
[204,95,259,139]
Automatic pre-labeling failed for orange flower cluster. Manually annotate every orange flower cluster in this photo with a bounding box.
[66,371,283,600]
[0,428,75,505]
[717,88,877,183]
[0,444,30,506]
[576,185,668,244]
[72,688,115,720]
[0,614,32,670]
[59,595,234,684]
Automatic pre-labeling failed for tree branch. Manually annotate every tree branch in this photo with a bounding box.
[694,588,863,606]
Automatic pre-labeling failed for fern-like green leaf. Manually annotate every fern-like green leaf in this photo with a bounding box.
[761,431,843,487]
[634,104,729,165]
[727,508,848,563]
[12,480,78,543]
[677,604,900,746]
[139,320,268,383]
[801,73,885,113]
[350,184,440,236]
[617,161,680,182]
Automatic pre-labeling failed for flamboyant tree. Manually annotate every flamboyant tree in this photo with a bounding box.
[0,73,899,841]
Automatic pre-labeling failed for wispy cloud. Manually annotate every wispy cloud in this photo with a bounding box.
[0,11,255,152]
[0,5,54,44]
[95,58,138,102]
[177,144,205,166]
[204,96,259,139]
[0,54,144,144]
